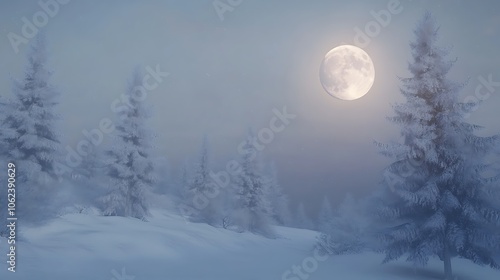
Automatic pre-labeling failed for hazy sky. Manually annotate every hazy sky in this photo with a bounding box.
[1,0,500,216]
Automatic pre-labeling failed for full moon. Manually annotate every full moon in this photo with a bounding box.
[319,45,375,101]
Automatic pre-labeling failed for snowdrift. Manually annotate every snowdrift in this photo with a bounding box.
[1,209,499,280]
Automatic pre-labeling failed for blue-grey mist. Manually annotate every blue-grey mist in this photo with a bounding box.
[1,0,500,218]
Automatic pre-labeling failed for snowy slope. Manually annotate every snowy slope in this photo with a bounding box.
[1,209,499,280]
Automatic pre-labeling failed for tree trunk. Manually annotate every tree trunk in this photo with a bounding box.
[443,244,453,280]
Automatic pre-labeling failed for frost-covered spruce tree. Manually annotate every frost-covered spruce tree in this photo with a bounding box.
[318,196,334,232]
[185,136,221,224]
[376,13,500,279]
[100,69,155,220]
[0,35,61,222]
[232,133,275,236]
[263,162,291,226]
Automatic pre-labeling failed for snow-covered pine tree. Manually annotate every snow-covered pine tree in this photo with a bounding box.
[99,68,156,220]
[295,202,314,230]
[176,159,198,220]
[185,136,221,224]
[318,196,334,232]
[375,13,500,279]
[263,162,291,226]
[0,35,61,222]
[232,132,275,237]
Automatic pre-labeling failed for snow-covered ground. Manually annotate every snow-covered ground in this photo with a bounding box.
[1,209,499,280]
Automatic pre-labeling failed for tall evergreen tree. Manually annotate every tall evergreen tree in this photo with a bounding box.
[318,196,334,232]
[0,35,61,222]
[185,136,221,224]
[263,162,291,226]
[99,68,156,220]
[375,13,500,279]
[232,132,274,236]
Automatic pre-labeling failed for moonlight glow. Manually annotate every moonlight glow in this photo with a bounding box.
[319,45,375,101]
